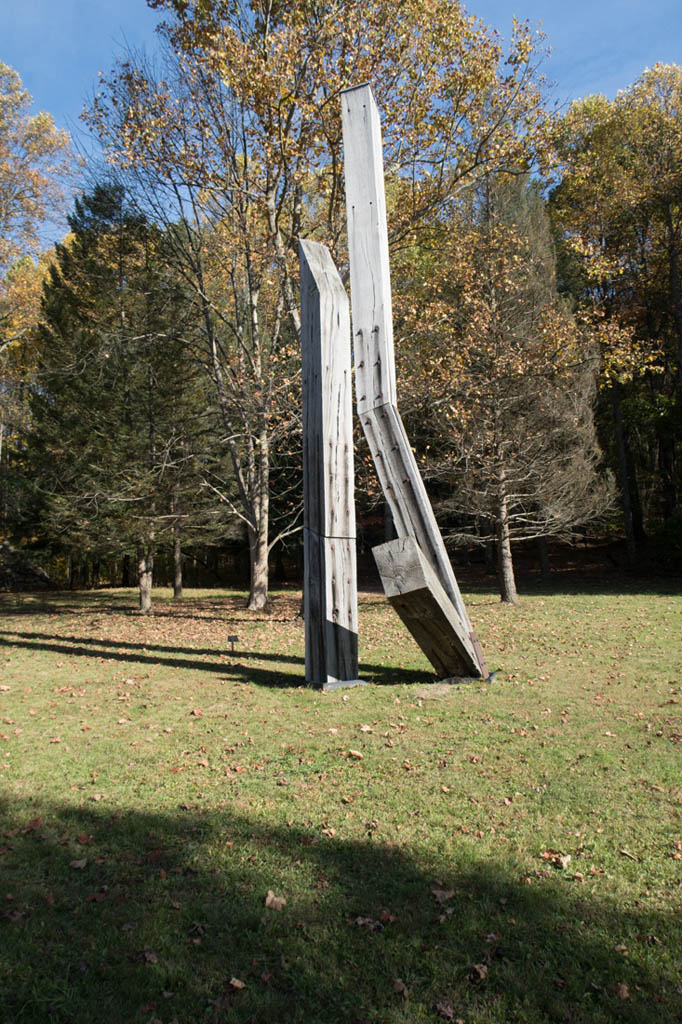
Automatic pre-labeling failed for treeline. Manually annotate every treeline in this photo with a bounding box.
[1,2,680,608]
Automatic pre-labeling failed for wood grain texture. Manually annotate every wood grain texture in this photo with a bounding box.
[341,83,487,678]
[304,529,359,686]
[361,403,473,631]
[300,240,356,540]
[373,537,481,678]
[299,240,360,686]
[341,84,397,415]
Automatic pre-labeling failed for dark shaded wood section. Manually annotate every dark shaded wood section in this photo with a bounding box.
[299,240,361,688]
[373,537,484,679]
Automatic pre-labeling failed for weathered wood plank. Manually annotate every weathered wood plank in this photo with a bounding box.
[373,537,481,678]
[304,529,360,687]
[361,403,473,631]
[341,84,397,415]
[300,240,355,540]
[299,240,361,688]
[341,83,487,678]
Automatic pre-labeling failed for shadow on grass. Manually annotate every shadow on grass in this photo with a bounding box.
[0,796,680,1024]
[0,632,435,689]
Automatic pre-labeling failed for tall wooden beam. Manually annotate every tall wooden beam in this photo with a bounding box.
[373,538,481,678]
[299,240,364,690]
[341,83,487,679]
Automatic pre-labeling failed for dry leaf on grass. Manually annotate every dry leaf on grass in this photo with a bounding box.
[394,978,408,999]
[431,885,455,904]
[265,890,286,911]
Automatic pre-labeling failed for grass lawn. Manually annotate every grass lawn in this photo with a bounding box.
[0,579,680,1023]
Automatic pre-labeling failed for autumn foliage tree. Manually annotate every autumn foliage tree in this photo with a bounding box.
[84,0,551,607]
[0,64,72,538]
[396,176,611,602]
[551,65,682,560]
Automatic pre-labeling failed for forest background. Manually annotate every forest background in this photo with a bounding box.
[1,0,681,610]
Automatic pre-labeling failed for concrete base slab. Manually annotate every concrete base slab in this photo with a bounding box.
[321,678,369,692]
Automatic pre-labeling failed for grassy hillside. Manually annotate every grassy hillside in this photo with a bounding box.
[0,583,680,1023]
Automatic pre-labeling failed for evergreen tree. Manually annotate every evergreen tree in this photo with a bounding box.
[29,184,227,610]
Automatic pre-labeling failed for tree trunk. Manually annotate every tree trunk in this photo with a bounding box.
[121,553,131,587]
[173,523,183,600]
[537,536,551,579]
[658,431,677,523]
[496,469,518,603]
[247,524,269,610]
[273,543,286,583]
[484,538,497,575]
[611,383,637,565]
[664,200,682,396]
[137,538,154,614]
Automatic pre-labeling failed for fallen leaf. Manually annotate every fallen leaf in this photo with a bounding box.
[265,890,286,911]
[21,817,43,834]
[229,977,246,990]
[352,916,382,930]
[70,859,87,870]
[435,1000,455,1021]
[347,749,364,760]
[394,978,408,999]
[616,983,630,1000]
[359,724,373,733]
[470,964,488,982]
[86,890,107,903]
[432,886,455,904]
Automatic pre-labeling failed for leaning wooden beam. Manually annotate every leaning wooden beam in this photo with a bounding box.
[341,83,487,679]
[299,240,364,690]
[374,538,481,679]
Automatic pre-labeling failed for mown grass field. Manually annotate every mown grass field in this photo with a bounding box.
[0,579,680,1023]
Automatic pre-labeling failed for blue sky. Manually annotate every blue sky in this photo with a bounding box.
[2,0,681,140]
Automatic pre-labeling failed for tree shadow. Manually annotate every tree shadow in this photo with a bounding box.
[0,796,679,1024]
[0,631,435,689]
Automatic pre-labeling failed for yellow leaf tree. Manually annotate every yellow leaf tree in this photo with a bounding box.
[396,176,612,602]
[551,64,682,560]
[85,0,550,608]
